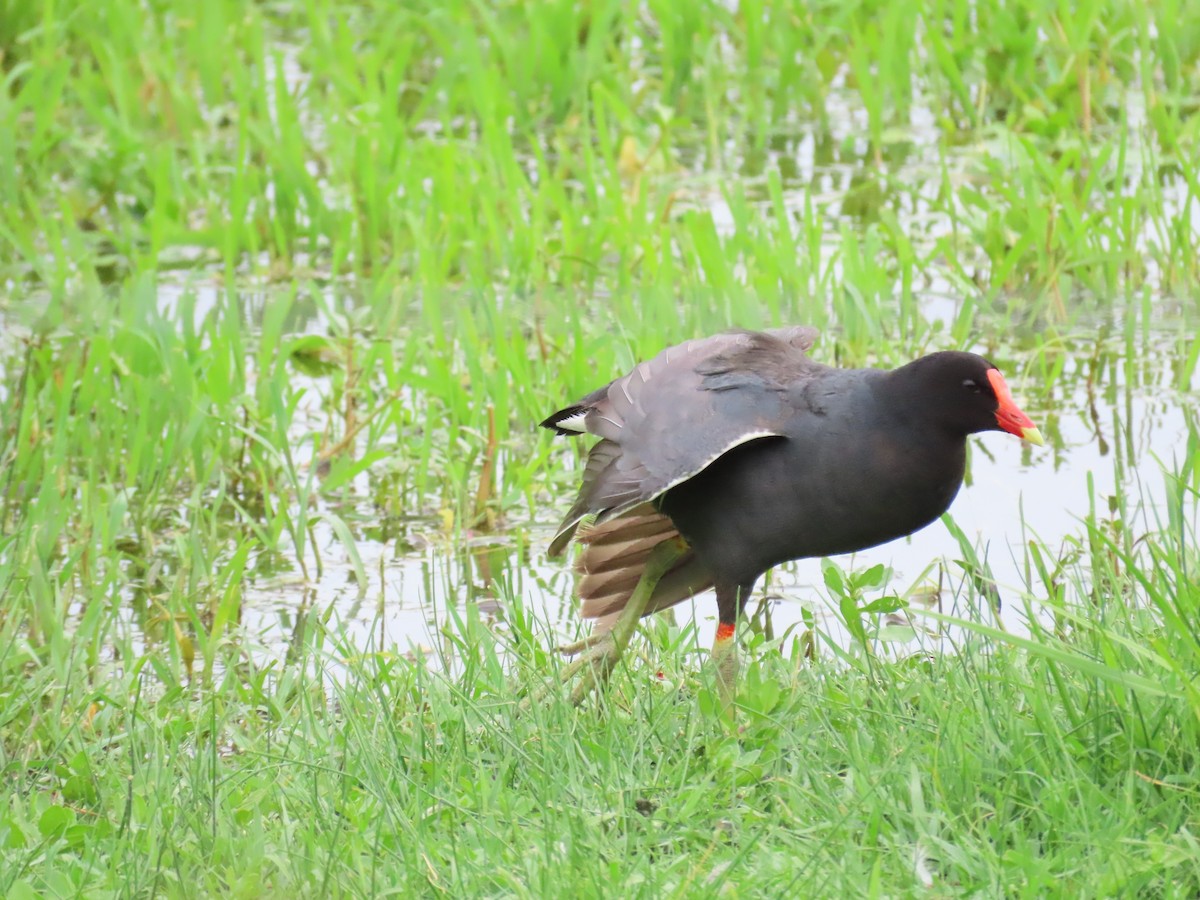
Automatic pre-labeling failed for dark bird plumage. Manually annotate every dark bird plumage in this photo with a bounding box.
[540,326,1042,705]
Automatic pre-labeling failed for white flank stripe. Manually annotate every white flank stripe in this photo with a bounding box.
[596,429,783,526]
[648,430,782,499]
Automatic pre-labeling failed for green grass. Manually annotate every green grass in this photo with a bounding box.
[2,0,1199,895]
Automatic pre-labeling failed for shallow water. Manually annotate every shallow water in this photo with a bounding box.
[5,75,1197,671]
[209,77,1198,665]
[214,317,1197,668]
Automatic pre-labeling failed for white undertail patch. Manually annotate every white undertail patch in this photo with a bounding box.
[555,411,588,433]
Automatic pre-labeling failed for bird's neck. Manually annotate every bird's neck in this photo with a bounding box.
[874,366,962,443]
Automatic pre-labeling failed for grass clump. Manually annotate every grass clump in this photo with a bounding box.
[4,550,1200,896]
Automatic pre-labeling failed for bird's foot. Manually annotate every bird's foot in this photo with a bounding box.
[556,631,607,656]
[518,537,689,713]
[518,631,622,711]
[559,632,623,706]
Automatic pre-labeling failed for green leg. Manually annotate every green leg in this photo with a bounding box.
[710,621,739,718]
[524,536,688,709]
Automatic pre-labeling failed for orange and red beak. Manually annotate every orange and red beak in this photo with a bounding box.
[987,369,1044,445]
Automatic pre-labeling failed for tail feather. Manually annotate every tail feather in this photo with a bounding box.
[580,557,714,625]
[577,515,676,575]
[573,504,714,634]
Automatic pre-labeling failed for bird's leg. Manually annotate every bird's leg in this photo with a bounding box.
[525,535,688,709]
[556,632,605,655]
[710,621,739,717]
[708,581,750,717]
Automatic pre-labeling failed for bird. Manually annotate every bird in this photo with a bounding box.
[537,326,1043,709]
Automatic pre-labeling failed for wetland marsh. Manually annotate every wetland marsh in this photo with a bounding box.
[2,1,1199,895]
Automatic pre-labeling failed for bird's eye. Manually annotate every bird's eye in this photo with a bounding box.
[963,378,983,393]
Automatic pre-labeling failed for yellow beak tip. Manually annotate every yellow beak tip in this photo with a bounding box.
[1021,426,1045,447]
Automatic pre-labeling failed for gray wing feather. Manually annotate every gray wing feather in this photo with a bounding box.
[544,326,824,555]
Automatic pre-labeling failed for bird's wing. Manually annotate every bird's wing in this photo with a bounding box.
[544,326,822,555]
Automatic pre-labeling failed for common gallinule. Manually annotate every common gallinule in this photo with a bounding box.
[540,327,1042,707]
